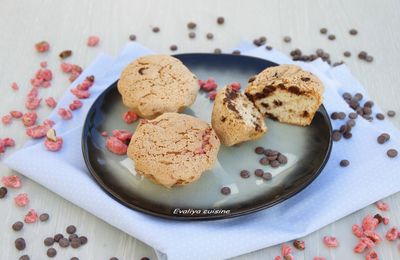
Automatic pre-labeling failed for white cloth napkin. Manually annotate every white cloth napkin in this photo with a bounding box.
[4,42,400,260]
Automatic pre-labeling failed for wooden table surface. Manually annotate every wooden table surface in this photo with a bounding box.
[1,0,400,259]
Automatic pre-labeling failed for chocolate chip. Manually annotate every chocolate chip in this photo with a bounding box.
[358,51,367,60]
[364,101,374,108]
[270,160,280,168]
[387,110,396,117]
[12,221,24,231]
[141,257,150,260]
[328,34,336,40]
[376,113,385,120]
[347,119,356,127]
[69,234,78,241]
[333,61,344,67]
[259,157,269,165]
[217,17,225,25]
[19,255,30,260]
[343,51,351,57]
[340,160,350,167]
[320,28,327,34]
[293,240,305,250]
[343,132,352,139]
[283,36,291,43]
[265,45,273,51]
[188,32,196,39]
[15,238,26,251]
[71,258,79,260]
[339,124,349,133]
[0,186,7,198]
[349,29,358,35]
[187,22,196,29]
[348,112,358,119]
[59,238,70,248]
[129,34,136,41]
[264,149,278,157]
[79,236,88,245]
[59,50,72,59]
[254,169,264,177]
[110,258,119,260]
[152,27,160,33]
[220,187,231,195]
[169,45,178,51]
[53,234,63,242]
[277,154,288,164]
[44,237,54,246]
[262,172,272,180]
[47,248,57,257]
[337,112,346,120]
[363,106,372,115]
[71,238,81,248]
[66,225,77,234]
[387,149,398,158]
[214,48,221,54]
[366,56,373,62]
[232,50,241,55]
[354,93,363,101]
[240,170,250,179]
[206,33,214,40]
[39,213,49,222]
[342,92,352,100]
[330,112,338,120]
[255,146,265,154]
[377,133,390,144]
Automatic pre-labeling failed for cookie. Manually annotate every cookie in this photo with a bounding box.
[117,55,199,118]
[245,64,324,126]
[127,113,220,188]
[211,85,267,146]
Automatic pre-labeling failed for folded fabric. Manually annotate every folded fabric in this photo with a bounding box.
[4,42,400,260]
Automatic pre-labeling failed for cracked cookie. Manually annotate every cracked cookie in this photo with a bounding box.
[117,55,199,119]
[127,113,220,188]
[245,64,324,126]
[211,85,267,146]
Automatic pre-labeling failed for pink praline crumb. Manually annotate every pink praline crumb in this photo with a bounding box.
[2,115,12,125]
[385,227,398,241]
[101,131,108,137]
[24,209,38,223]
[87,36,100,47]
[365,250,379,260]
[69,100,83,111]
[44,137,63,152]
[14,193,29,207]
[58,108,73,120]
[45,97,57,108]
[208,90,217,101]
[22,112,38,127]
[323,236,339,248]
[35,41,50,53]
[230,82,241,91]
[1,175,21,188]
[122,111,138,124]
[10,111,23,118]
[106,136,128,155]
[375,201,389,211]
[11,82,19,91]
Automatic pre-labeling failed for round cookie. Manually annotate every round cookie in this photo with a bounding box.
[127,113,220,188]
[117,55,199,119]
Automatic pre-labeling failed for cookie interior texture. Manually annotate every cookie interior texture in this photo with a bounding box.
[127,113,220,188]
[211,85,267,146]
[117,54,199,119]
[245,64,324,126]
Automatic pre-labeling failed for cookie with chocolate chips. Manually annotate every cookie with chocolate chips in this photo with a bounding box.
[244,64,324,126]
[211,85,267,146]
[117,55,199,119]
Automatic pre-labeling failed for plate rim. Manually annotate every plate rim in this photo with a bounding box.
[81,53,333,221]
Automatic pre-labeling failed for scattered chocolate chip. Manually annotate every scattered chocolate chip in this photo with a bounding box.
[12,221,24,231]
[254,169,264,177]
[69,234,78,241]
[141,257,150,260]
[79,236,88,245]
[152,27,160,33]
[330,112,338,120]
[232,50,241,55]
[206,33,214,40]
[71,238,81,248]
[255,146,265,154]
[354,93,363,101]
[54,233,64,242]
[349,29,358,35]
[264,149,278,157]
[188,32,196,39]
[262,172,272,180]
[366,55,373,62]
[340,160,350,167]
[364,101,374,108]
[376,113,385,120]
[240,170,250,179]
[270,160,280,168]
[333,61,344,67]
[129,34,136,41]
[187,22,196,29]
[328,34,336,40]
[293,240,305,250]
[15,238,26,251]
[47,248,57,258]
[283,36,291,43]
[377,133,390,144]
[374,213,384,223]
[347,119,356,127]
[44,237,54,247]
[387,149,398,158]
[59,50,72,59]
[59,238,70,248]
[39,213,49,222]
[170,45,178,51]
[337,112,346,120]
[348,112,358,119]
[332,131,342,142]
[277,154,288,164]
[217,17,225,25]
[110,258,119,260]
[259,157,269,165]
[358,51,367,60]
[387,110,396,117]
[220,187,231,195]
[265,45,273,51]
[19,255,30,260]
[320,28,327,34]
[343,51,351,57]
[214,48,221,54]
[71,258,79,260]
[66,225,77,234]
[343,132,352,139]
[342,92,352,100]
[0,186,7,198]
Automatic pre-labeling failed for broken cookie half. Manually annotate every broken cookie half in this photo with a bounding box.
[211,84,267,146]
[245,64,324,126]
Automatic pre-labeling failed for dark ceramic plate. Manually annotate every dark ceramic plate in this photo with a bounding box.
[82,53,332,220]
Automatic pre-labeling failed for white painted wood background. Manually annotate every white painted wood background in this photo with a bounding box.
[1,0,400,259]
